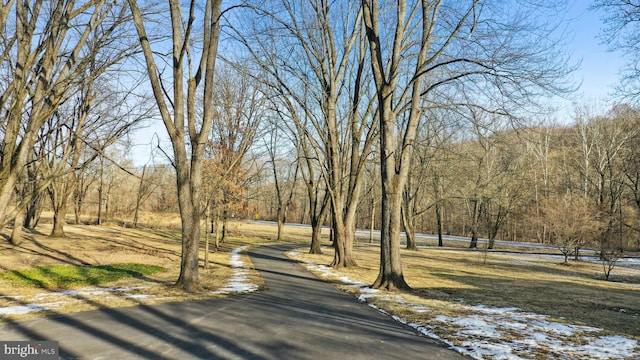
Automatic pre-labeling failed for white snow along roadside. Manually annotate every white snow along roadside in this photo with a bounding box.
[213,245,260,295]
[286,250,640,360]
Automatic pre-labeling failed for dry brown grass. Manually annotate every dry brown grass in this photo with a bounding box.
[0,217,271,321]
[289,241,640,341]
[234,221,327,243]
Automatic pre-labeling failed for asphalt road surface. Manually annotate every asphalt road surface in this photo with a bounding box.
[0,244,466,359]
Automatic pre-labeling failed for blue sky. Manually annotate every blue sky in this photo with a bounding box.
[564,1,625,106]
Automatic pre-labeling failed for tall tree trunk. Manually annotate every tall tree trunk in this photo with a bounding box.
[129,0,222,292]
[50,210,67,237]
[373,143,410,289]
[371,94,410,290]
[469,199,481,248]
[331,206,357,267]
[204,203,210,269]
[436,200,443,247]
[309,221,324,254]
[0,0,34,228]
[24,164,42,229]
[10,209,25,245]
[362,0,418,291]
[49,181,69,237]
[487,206,507,249]
[97,159,104,225]
[369,198,375,244]
[133,165,147,228]
[214,207,221,250]
[309,191,328,254]
[276,214,285,241]
[435,176,444,247]
[487,219,497,250]
[24,201,41,229]
[401,203,417,250]
[174,156,202,292]
[221,206,228,242]
[74,176,85,225]
[0,172,20,228]
[326,91,358,267]
[308,199,323,254]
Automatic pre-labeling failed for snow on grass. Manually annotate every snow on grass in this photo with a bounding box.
[507,252,640,270]
[213,246,259,295]
[427,308,638,359]
[287,251,640,360]
[0,303,63,316]
[1,246,260,316]
[32,286,152,300]
[0,286,158,316]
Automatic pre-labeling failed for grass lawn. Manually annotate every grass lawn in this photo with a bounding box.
[0,217,273,320]
[0,263,165,288]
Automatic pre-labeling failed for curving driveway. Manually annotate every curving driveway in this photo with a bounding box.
[0,244,466,359]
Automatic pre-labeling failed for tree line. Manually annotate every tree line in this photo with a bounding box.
[2,0,638,291]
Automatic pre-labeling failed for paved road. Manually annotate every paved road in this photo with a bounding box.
[0,244,465,359]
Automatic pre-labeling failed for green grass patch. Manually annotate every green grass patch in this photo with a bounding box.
[0,263,164,288]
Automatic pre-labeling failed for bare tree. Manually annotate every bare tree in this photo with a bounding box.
[234,0,377,267]
[262,85,330,253]
[43,77,149,236]
[577,108,633,251]
[401,107,457,249]
[361,0,575,290]
[287,106,330,254]
[401,134,434,250]
[619,106,640,237]
[72,149,100,224]
[264,119,299,241]
[545,194,599,264]
[484,133,529,249]
[593,0,640,102]
[95,150,132,225]
[0,0,130,229]
[23,161,44,229]
[133,164,163,228]
[128,0,223,291]
[429,117,459,247]
[197,65,263,258]
[523,124,556,244]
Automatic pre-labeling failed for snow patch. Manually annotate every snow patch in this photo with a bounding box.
[1,286,158,316]
[0,302,62,315]
[213,246,260,294]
